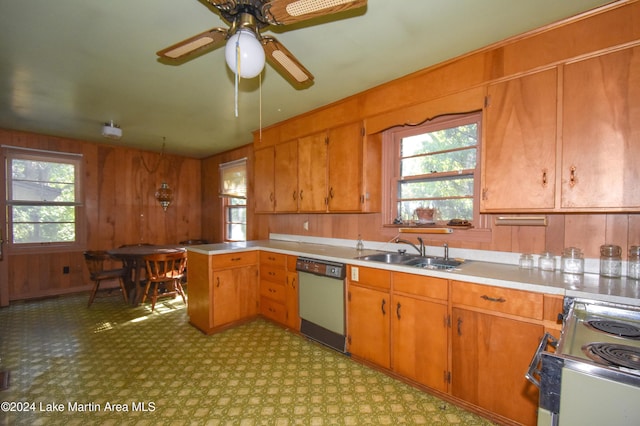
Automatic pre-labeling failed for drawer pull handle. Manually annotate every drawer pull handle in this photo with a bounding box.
[231,257,241,262]
[396,302,402,319]
[481,295,506,303]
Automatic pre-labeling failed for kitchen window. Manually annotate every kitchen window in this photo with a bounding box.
[219,158,247,242]
[383,112,481,224]
[4,147,83,248]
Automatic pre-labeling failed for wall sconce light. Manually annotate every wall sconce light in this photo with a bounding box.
[155,182,173,211]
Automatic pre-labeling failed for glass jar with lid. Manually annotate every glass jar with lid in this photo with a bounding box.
[600,244,622,278]
[628,246,640,280]
[561,247,584,275]
[538,251,556,271]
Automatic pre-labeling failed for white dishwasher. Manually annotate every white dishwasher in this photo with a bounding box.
[296,257,347,353]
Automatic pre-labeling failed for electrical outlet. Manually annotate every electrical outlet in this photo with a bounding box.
[303,221,309,231]
[351,266,359,282]
[63,266,70,274]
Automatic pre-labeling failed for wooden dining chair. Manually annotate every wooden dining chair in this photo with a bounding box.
[84,251,129,307]
[142,251,187,311]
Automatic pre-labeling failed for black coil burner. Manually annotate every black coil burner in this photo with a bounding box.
[582,342,640,370]
[586,320,640,339]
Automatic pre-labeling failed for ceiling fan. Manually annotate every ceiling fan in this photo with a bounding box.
[157,0,368,88]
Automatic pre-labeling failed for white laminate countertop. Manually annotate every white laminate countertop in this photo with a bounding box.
[187,236,640,307]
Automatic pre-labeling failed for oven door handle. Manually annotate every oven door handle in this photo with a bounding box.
[525,332,558,388]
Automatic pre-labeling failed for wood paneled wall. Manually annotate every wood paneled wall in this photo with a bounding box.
[0,129,201,302]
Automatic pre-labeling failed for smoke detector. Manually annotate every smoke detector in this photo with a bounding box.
[102,121,122,139]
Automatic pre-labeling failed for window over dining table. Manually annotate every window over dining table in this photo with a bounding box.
[4,147,83,247]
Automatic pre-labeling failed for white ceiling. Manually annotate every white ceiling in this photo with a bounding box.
[0,0,617,158]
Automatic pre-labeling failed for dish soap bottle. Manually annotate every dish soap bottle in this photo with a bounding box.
[356,235,364,252]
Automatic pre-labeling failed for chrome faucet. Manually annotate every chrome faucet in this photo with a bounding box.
[395,237,425,256]
[443,243,449,260]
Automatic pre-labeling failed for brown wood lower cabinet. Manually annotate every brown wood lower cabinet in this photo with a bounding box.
[259,251,300,330]
[392,271,449,393]
[347,266,391,368]
[451,281,543,426]
[187,251,259,334]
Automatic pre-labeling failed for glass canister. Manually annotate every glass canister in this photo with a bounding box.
[538,252,556,271]
[600,244,622,278]
[519,254,534,269]
[628,246,640,280]
[561,247,584,274]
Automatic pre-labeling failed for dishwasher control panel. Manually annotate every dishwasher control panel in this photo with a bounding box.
[296,257,346,279]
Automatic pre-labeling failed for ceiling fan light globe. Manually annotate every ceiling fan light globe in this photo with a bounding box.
[224,29,265,79]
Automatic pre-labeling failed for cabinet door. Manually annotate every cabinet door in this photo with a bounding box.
[327,122,363,212]
[285,271,299,331]
[298,132,328,212]
[274,139,299,212]
[212,269,237,326]
[213,266,258,326]
[451,308,540,425]
[392,294,448,392]
[562,46,640,209]
[347,285,390,368]
[482,69,557,211]
[254,147,275,212]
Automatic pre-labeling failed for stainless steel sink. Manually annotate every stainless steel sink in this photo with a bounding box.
[404,257,463,270]
[356,252,422,264]
[356,253,463,270]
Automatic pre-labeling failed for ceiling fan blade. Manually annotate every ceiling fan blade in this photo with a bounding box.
[157,28,228,60]
[262,36,314,87]
[265,0,367,25]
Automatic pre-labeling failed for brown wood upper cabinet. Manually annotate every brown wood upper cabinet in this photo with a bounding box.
[561,45,640,210]
[254,121,381,213]
[482,68,557,212]
[483,44,640,212]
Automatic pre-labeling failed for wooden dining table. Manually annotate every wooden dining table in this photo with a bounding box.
[107,244,186,305]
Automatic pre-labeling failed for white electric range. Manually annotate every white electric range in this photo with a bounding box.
[528,298,640,425]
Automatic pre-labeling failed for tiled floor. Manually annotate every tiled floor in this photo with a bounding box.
[0,293,495,425]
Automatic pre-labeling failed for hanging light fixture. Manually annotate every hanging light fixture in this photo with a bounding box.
[224,28,265,79]
[155,182,173,211]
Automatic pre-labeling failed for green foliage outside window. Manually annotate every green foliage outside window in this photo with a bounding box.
[398,122,478,222]
[9,158,77,244]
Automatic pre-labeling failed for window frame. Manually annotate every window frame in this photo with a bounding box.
[219,158,247,242]
[4,146,85,252]
[382,112,483,226]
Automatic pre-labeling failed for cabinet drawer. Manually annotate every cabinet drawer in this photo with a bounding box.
[451,281,543,320]
[260,281,286,303]
[212,251,258,269]
[260,265,287,283]
[393,272,448,301]
[259,251,287,268]
[261,297,287,324]
[349,266,391,290]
